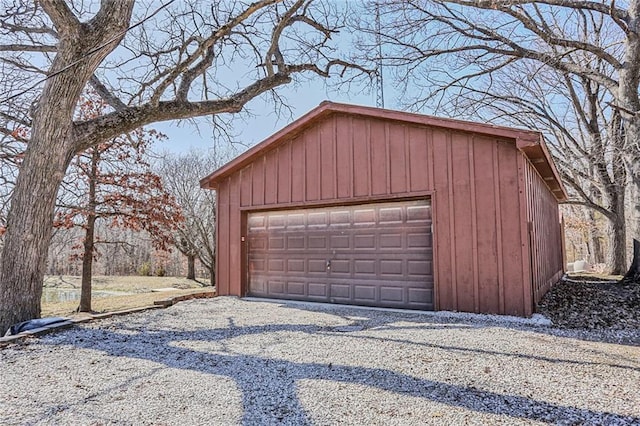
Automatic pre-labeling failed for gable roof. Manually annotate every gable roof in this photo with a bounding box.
[200,101,567,201]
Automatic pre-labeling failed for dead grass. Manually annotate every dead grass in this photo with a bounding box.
[41,275,213,317]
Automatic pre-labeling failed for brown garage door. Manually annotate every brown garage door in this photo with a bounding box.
[247,199,434,310]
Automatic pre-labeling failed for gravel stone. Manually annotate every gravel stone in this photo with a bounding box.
[1,297,639,425]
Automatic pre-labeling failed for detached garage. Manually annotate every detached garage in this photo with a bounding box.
[200,102,567,317]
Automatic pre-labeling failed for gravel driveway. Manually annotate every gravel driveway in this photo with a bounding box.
[1,297,639,425]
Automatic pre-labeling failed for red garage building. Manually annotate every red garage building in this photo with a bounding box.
[200,102,567,316]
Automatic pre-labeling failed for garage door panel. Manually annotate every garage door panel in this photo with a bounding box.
[268,280,285,295]
[409,288,433,304]
[308,259,327,273]
[287,281,305,296]
[269,237,285,249]
[407,233,431,248]
[287,213,305,227]
[380,233,403,249]
[408,260,432,276]
[308,212,328,226]
[268,216,286,229]
[353,208,376,225]
[329,260,350,274]
[330,284,351,299]
[380,260,403,275]
[248,199,434,310]
[379,206,403,223]
[268,259,285,272]
[308,283,328,297]
[250,259,266,273]
[354,260,376,274]
[286,235,305,249]
[250,277,267,294]
[330,235,350,249]
[251,236,267,250]
[353,286,376,301]
[330,210,350,225]
[354,234,376,249]
[287,259,305,273]
[407,205,431,221]
[379,286,404,302]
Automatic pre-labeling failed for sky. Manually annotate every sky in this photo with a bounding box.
[155,77,381,156]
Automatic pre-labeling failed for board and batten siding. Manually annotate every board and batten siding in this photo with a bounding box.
[523,158,564,305]
[215,113,548,316]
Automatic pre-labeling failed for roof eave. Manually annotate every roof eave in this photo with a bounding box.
[516,136,568,202]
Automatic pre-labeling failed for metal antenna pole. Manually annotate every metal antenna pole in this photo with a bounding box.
[211,114,219,159]
[375,1,385,108]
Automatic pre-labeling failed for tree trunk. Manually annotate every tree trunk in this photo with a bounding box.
[79,149,99,312]
[609,214,627,275]
[209,265,215,287]
[79,214,96,312]
[588,211,605,264]
[0,0,135,335]
[0,137,74,333]
[621,239,640,284]
[0,57,77,333]
[628,160,640,243]
[187,254,196,280]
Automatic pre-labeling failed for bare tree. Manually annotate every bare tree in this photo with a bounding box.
[158,149,224,286]
[360,0,640,273]
[55,93,182,312]
[0,0,367,334]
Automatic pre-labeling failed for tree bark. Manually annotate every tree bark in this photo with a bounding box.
[0,133,73,331]
[79,214,96,312]
[0,0,134,335]
[586,209,605,264]
[590,228,605,265]
[622,239,640,283]
[79,149,99,312]
[609,213,627,275]
[187,254,196,280]
[209,265,215,287]
[0,71,77,331]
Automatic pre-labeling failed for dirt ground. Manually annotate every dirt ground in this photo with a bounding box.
[41,275,213,317]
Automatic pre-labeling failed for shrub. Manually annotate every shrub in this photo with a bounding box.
[138,262,151,276]
[155,266,166,277]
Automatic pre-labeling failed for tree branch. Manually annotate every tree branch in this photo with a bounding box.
[0,44,57,52]
[89,75,127,111]
[74,72,293,151]
[39,0,81,36]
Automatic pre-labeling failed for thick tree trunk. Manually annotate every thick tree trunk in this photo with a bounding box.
[621,239,640,284]
[609,214,627,275]
[628,160,640,243]
[0,1,134,334]
[187,254,196,280]
[209,266,215,287]
[0,137,74,334]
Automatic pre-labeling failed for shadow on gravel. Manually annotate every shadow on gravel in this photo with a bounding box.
[48,312,639,425]
[288,299,640,348]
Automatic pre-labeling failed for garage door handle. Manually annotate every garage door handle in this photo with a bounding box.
[326,260,331,270]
